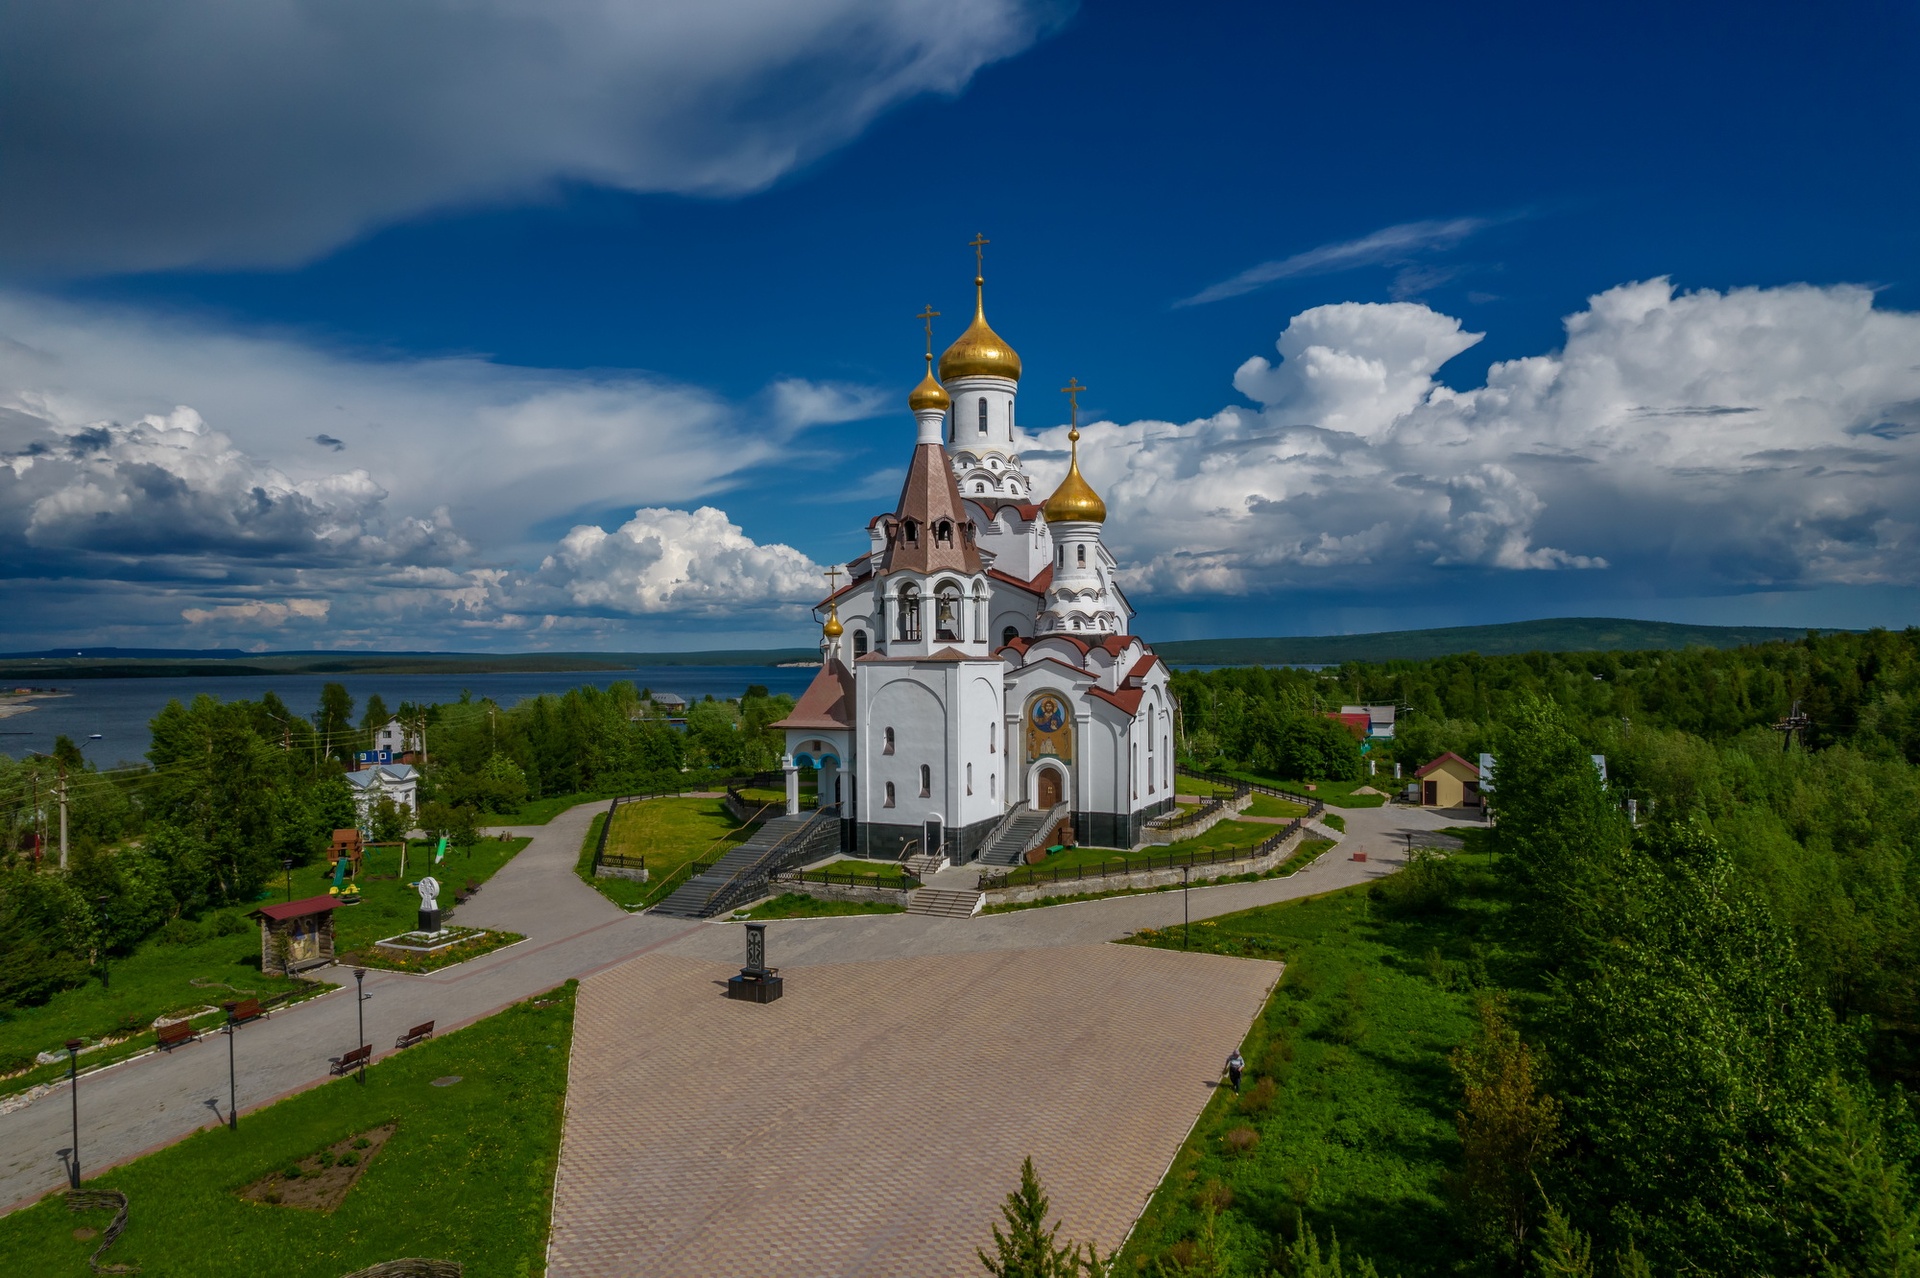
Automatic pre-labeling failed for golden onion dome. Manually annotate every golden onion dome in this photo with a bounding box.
[822,605,845,639]
[908,356,950,412]
[1043,428,1107,524]
[938,276,1022,382]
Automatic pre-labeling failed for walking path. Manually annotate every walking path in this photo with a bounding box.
[0,797,1468,1215]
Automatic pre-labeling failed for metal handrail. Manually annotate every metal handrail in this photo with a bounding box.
[1175,766,1326,820]
[699,804,843,916]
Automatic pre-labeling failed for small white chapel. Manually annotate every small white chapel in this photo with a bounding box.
[773,242,1175,858]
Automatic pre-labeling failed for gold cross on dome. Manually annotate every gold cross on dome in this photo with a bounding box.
[916,304,940,359]
[969,232,990,276]
[823,564,845,595]
[1060,377,1086,430]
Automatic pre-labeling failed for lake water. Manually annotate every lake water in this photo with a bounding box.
[0,666,821,767]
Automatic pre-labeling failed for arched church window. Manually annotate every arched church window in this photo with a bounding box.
[966,763,973,795]
[884,782,896,808]
[883,726,895,754]
[1077,545,1086,567]
[898,587,921,641]
[919,764,932,796]
[853,630,868,658]
[977,398,988,434]
[903,520,918,544]
[990,721,997,753]
[990,772,997,799]
[935,584,962,642]
[1001,625,1019,648]
[1056,546,1064,568]
[976,482,985,493]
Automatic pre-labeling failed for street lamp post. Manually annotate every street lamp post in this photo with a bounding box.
[353,968,368,1083]
[65,1038,83,1187]
[282,858,293,903]
[221,1003,239,1130]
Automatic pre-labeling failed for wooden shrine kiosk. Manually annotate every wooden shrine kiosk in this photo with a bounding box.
[250,895,339,975]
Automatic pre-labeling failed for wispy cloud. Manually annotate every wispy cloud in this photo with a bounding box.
[1177,217,1494,308]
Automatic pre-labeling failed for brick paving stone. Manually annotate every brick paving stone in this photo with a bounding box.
[548,943,1281,1278]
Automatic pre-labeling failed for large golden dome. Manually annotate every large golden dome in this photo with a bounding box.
[938,277,1022,382]
[1043,428,1107,524]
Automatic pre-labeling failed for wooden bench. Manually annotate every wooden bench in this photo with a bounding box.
[452,892,469,906]
[328,1044,371,1075]
[155,1021,199,1051]
[465,879,480,895]
[227,998,267,1025]
[395,1021,435,1050]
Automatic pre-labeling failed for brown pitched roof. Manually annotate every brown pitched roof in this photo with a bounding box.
[250,894,339,921]
[1088,684,1144,714]
[1414,751,1478,779]
[771,659,856,731]
[882,442,982,577]
[987,565,1054,595]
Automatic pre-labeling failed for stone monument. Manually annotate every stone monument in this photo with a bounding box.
[416,874,442,935]
[725,922,783,1003]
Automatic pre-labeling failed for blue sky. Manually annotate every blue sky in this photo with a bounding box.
[2,0,1917,650]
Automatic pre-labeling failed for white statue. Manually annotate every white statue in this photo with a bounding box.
[415,875,440,911]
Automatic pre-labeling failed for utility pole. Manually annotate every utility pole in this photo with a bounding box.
[57,764,69,871]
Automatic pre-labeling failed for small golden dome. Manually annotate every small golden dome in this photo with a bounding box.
[1043,428,1106,524]
[908,357,950,412]
[822,605,845,639]
[938,277,1022,382]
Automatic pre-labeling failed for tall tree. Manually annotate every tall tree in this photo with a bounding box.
[313,682,355,762]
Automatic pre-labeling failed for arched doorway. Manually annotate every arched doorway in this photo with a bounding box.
[1036,766,1064,809]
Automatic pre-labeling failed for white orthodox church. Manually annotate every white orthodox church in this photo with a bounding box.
[774,256,1175,859]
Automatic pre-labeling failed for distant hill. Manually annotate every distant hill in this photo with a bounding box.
[1152,618,1852,666]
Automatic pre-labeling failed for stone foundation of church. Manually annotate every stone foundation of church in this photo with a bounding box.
[855,814,1002,862]
[1072,797,1177,850]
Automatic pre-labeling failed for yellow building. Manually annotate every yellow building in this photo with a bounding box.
[1413,752,1483,809]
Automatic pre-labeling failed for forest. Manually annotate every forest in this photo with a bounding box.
[1161,629,1920,1275]
[0,679,789,1015]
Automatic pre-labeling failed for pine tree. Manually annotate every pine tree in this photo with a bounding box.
[1531,1202,1594,1277]
[1452,995,1563,1258]
[979,1158,1078,1278]
[1282,1224,1382,1277]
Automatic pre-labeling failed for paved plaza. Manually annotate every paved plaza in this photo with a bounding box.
[0,794,1471,1270]
[548,943,1282,1278]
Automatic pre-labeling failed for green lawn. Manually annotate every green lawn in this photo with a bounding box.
[1176,775,1238,798]
[1000,821,1284,885]
[1117,847,1506,1276]
[0,984,576,1278]
[575,796,761,910]
[731,893,906,920]
[318,837,531,954]
[492,791,612,824]
[0,839,526,1097]
[1207,769,1390,808]
[800,858,916,887]
[0,918,314,1095]
[1245,794,1309,819]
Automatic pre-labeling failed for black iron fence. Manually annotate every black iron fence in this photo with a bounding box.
[1176,766,1326,820]
[979,817,1312,890]
[590,775,774,873]
[775,865,921,890]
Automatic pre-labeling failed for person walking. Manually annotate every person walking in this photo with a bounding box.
[1224,1049,1244,1095]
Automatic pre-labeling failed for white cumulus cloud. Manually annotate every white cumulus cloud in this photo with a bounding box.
[1026,279,1920,598]
[0,0,1059,273]
[522,506,821,616]
[182,599,331,627]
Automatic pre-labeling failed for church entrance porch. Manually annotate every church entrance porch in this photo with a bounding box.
[1035,766,1064,809]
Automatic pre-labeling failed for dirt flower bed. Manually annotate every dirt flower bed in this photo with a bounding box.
[239,1123,396,1211]
[337,930,524,974]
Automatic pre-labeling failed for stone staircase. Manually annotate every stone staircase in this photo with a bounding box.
[906,887,984,918]
[978,802,1068,867]
[651,807,841,919]
[903,852,948,880]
